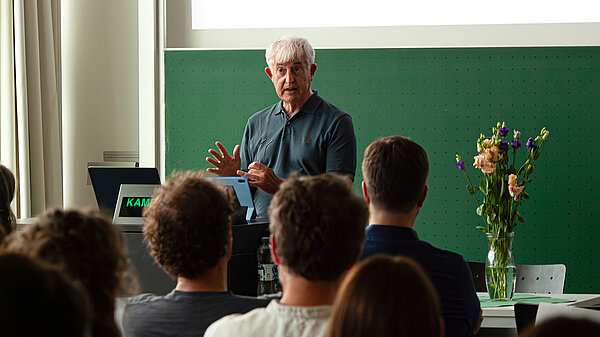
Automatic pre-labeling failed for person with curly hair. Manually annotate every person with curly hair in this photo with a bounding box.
[0,164,16,242]
[0,208,128,337]
[327,255,444,337]
[0,253,90,337]
[205,174,368,337]
[122,171,269,337]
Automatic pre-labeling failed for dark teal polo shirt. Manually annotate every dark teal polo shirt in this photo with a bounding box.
[240,91,356,217]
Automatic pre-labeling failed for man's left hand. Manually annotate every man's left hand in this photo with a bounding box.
[237,162,283,195]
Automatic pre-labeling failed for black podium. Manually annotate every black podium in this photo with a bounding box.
[121,220,270,296]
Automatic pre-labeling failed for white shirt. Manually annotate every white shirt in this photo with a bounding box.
[204,300,332,337]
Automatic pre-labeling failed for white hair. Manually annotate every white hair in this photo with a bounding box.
[265,36,315,70]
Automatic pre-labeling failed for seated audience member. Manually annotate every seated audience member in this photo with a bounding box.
[0,164,16,242]
[519,316,600,337]
[1,208,129,337]
[327,255,444,337]
[122,171,270,337]
[359,136,482,337]
[205,174,368,337]
[0,253,89,337]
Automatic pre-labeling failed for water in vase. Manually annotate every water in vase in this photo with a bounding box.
[485,266,516,300]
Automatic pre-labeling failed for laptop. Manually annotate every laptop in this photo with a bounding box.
[88,167,161,217]
[112,184,161,225]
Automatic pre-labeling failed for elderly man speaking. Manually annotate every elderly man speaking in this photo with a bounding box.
[206,36,357,218]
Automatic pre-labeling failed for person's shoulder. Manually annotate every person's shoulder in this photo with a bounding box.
[126,292,163,305]
[248,102,279,122]
[204,306,271,337]
[218,293,271,312]
[229,293,272,305]
[316,95,349,118]
[421,241,470,270]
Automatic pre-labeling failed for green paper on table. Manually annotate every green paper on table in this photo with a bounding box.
[478,294,575,308]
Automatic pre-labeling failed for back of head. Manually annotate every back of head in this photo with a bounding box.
[265,36,315,70]
[268,174,368,281]
[0,208,127,337]
[328,255,443,337]
[362,136,429,213]
[0,253,89,337]
[143,171,234,278]
[519,316,600,337]
[0,164,16,241]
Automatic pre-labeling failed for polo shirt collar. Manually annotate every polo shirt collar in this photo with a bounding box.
[366,225,420,241]
[274,90,321,116]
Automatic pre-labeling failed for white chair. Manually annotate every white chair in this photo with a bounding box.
[515,264,566,294]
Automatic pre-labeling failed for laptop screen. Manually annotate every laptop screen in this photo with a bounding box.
[88,167,161,217]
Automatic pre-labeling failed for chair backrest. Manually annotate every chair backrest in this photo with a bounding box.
[467,261,487,292]
[515,264,566,294]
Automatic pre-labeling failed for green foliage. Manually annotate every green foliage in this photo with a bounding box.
[456,123,550,235]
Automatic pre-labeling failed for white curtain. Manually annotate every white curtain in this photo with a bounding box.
[0,0,62,218]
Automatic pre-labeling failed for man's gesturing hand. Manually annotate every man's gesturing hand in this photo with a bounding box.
[206,141,241,177]
[237,162,283,195]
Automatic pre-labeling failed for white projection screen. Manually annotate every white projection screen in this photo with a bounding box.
[191,0,600,30]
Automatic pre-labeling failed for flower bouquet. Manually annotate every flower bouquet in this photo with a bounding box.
[456,122,549,300]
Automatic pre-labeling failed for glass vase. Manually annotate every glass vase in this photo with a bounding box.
[485,232,516,301]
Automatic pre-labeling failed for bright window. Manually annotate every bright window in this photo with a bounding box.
[191,0,600,30]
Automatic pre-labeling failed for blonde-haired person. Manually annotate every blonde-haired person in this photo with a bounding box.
[0,164,16,242]
[328,255,444,337]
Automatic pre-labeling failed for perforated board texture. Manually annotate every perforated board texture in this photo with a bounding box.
[165,47,600,293]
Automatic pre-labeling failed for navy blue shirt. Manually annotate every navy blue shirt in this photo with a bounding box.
[240,91,356,217]
[360,225,481,337]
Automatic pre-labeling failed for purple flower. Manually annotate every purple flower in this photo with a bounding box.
[499,141,509,152]
[514,194,521,202]
[455,160,465,170]
[526,137,536,149]
[499,126,510,137]
[511,139,522,149]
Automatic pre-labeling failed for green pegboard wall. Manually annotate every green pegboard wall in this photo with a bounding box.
[165,47,600,293]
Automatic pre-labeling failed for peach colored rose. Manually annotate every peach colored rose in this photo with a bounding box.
[487,146,502,162]
[483,139,493,147]
[473,146,502,174]
[473,152,496,174]
[508,174,518,186]
[509,184,525,197]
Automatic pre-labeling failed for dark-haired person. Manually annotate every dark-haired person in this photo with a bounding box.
[0,164,16,242]
[0,253,89,337]
[205,174,368,337]
[327,255,444,337]
[359,136,482,337]
[1,208,129,337]
[122,172,269,337]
